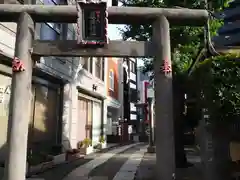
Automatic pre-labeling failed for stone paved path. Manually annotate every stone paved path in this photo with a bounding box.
[89,144,147,180]
[2,144,203,180]
[27,143,141,180]
[29,158,93,180]
[134,146,202,180]
[134,152,156,180]
[113,146,147,180]
[63,143,145,180]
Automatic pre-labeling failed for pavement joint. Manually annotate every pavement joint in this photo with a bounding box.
[112,145,147,180]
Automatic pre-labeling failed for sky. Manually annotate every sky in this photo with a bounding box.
[108,25,124,40]
[107,1,144,67]
[108,24,144,67]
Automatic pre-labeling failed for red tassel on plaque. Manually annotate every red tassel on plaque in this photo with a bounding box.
[12,57,25,72]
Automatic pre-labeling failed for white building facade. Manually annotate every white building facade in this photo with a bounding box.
[0,0,107,164]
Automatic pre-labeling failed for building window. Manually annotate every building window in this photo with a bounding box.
[130,89,138,102]
[109,69,114,91]
[82,57,93,73]
[129,61,136,73]
[43,0,58,5]
[40,23,61,40]
[40,0,61,40]
[95,58,103,80]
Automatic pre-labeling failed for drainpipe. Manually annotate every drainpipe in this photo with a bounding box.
[148,98,154,145]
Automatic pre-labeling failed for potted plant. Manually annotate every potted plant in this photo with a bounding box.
[99,136,106,149]
[93,136,106,150]
[78,138,93,155]
[65,148,81,161]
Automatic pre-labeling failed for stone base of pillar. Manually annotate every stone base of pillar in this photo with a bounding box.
[147,146,156,153]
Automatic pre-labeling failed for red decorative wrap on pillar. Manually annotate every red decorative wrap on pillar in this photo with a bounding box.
[12,57,25,72]
[161,59,172,73]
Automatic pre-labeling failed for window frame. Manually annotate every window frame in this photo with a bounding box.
[82,57,93,73]
[109,69,114,91]
[129,60,136,73]
[41,0,62,40]
[95,57,103,80]
[40,23,61,40]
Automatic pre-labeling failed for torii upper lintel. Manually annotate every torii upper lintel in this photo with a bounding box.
[0,4,208,25]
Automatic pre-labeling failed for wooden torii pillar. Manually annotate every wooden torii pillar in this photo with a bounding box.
[0,5,208,180]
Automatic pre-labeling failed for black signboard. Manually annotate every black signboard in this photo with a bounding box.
[78,2,107,46]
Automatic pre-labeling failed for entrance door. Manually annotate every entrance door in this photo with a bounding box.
[77,98,88,142]
[86,101,92,139]
[92,101,102,145]
[106,116,112,135]
[30,83,60,158]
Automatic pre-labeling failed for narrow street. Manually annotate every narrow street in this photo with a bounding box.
[26,144,203,180]
[28,143,147,180]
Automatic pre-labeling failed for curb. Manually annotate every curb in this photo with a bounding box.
[95,142,133,154]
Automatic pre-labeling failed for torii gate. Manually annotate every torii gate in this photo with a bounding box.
[0,4,208,180]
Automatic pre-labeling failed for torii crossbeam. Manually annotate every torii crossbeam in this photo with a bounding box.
[0,4,208,180]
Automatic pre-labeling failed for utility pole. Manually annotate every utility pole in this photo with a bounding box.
[3,12,34,180]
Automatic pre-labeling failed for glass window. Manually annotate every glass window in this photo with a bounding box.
[95,58,103,79]
[130,61,136,73]
[78,98,93,140]
[82,57,93,73]
[40,0,61,40]
[43,0,58,5]
[109,70,114,91]
[67,24,76,40]
[40,23,61,40]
